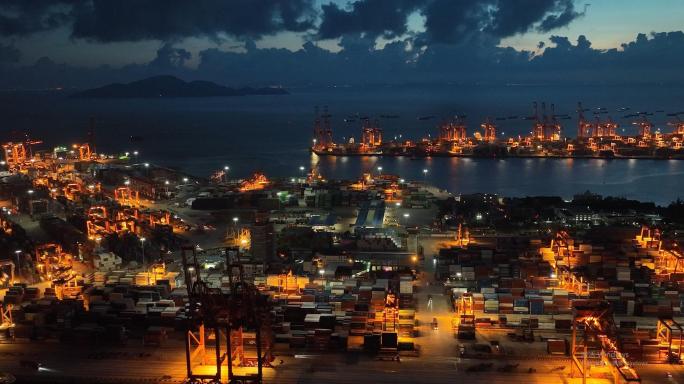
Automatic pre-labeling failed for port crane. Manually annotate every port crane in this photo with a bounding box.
[312,106,333,150]
[577,102,593,138]
[361,119,383,149]
[181,246,272,384]
[571,300,640,384]
[480,118,496,142]
[667,116,684,135]
[632,116,653,138]
[439,116,467,142]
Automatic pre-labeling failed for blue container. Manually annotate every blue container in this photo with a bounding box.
[530,300,544,315]
[514,299,529,307]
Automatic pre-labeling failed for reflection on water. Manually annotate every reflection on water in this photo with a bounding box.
[313,154,684,205]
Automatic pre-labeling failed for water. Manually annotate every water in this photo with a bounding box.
[1,83,684,205]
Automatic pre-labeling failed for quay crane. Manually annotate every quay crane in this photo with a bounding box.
[361,119,383,150]
[632,116,653,138]
[480,118,496,142]
[577,102,593,139]
[571,300,640,384]
[545,103,562,141]
[312,106,333,151]
[181,246,273,384]
[532,102,545,140]
[667,116,684,135]
[439,116,467,142]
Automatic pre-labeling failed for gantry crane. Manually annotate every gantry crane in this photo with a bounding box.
[439,117,467,142]
[532,102,545,140]
[667,116,684,135]
[632,116,653,138]
[571,300,640,384]
[361,120,383,149]
[577,102,593,139]
[181,246,272,384]
[480,118,496,142]
[312,106,333,150]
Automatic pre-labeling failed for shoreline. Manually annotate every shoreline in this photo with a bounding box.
[311,149,684,160]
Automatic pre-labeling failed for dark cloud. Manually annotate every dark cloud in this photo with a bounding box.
[0,0,317,41]
[538,2,588,32]
[0,0,587,47]
[0,0,77,36]
[0,43,21,63]
[3,30,684,89]
[70,0,317,42]
[420,0,586,45]
[317,0,423,39]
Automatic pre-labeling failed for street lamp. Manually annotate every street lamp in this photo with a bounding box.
[140,237,146,269]
[377,166,383,175]
[27,189,34,195]
[232,217,239,226]
[14,250,21,271]
[299,166,306,183]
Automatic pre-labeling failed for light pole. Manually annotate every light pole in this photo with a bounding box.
[422,168,428,182]
[14,250,21,273]
[140,237,146,269]
[377,166,383,175]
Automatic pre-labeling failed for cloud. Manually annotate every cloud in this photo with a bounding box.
[0,43,21,63]
[3,31,684,89]
[149,43,192,70]
[537,1,588,33]
[317,0,423,40]
[70,0,318,42]
[1,0,586,45]
[0,0,318,42]
[0,0,77,36]
[419,0,586,45]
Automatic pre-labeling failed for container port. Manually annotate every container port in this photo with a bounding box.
[2,125,684,383]
[311,103,684,160]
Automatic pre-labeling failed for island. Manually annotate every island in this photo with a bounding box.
[70,75,288,98]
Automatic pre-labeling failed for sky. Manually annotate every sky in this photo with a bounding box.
[0,0,683,88]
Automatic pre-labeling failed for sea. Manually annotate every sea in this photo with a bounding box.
[2,83,684,205]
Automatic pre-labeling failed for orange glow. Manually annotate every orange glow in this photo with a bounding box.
[239,172,269,192]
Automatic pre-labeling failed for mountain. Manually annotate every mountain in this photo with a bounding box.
[70,75,288,98]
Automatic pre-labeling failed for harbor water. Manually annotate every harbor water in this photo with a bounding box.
[2,83,684,204]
